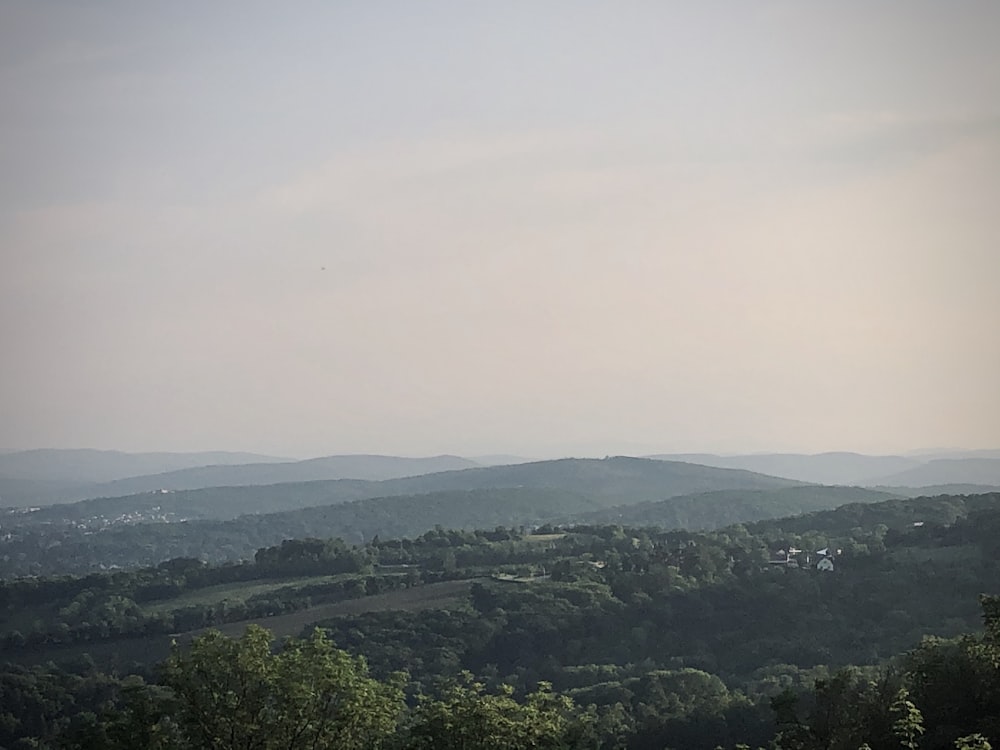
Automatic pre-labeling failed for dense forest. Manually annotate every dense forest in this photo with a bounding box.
[3,457,802,520]
[1,457,901,577]
[1,491,998,748]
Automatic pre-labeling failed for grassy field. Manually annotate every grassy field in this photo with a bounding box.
[8,578,481,671]
[176,578,479,642]
[140,573,364,614]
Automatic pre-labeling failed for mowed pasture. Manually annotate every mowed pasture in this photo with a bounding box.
[176,578,480,642]
[525,533,566,543]
[8,579,480,671]
[140,572,365,614]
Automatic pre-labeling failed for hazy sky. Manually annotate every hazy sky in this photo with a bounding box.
[2,1,999,459]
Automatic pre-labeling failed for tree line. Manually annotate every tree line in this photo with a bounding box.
[2,595,998,749]
[1,493,998,748]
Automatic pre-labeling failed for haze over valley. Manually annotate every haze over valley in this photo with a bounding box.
[2,446,999,578]
[3,2,1000,748]
[2,443,999,748]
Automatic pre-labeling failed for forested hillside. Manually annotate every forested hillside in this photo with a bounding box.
[647,452,920,485]
[646,452,1000,489]
[2,458,809,576]
[0,449,288,507]
[561,485,898,529]
[1,492,998,748]
[870,458,1000,487]
[0,449,289,483]
[7,457,803,521]
[1,454,484,506]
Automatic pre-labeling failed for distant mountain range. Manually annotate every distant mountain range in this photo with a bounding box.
[165,483,897,553]
[44,454,482,504]
[646,451,1000,488]
[0,449,289,483]
[11,456,804,524]
[903,449,1000,460]
[0,459,895,573]
[0,452,490,507]
[2,448,998,510]
[645,452,919,485]
[5,453,999,575]
[865,458,1000,487]
[871,483,1000,497]
[560,485,901,530]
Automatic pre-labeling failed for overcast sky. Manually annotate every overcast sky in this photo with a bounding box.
[2,1,999,459]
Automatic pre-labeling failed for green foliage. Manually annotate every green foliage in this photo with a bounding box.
[903,600,1000,748]
[954,734,992,750]
[1,457,803,576]
[572,486,899,531]
[2,494,1000,749]
[51,629,599,750]
[889,687,924,750]
[0,661,122,749]
[160,626,404,750]
[404,674,584,750]
[253,537,373,576]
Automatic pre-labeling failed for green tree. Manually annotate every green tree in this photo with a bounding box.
[403,674,584,750]
[889,687,924,750]
[955,734,992,750]
[160,626,403,750]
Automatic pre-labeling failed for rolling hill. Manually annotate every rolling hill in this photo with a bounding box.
[42,454,482,504]
[1,458,813,574]
[230,486,606,544]
[12,457,806,524]
[866,458,1000,487]
[0,453,485,507]
[0,449,289,507]
[646,452,920,485]
[0,448,288,483]
[871,483,1000,497]
[746,491,1000,536]
[560,485,902,530]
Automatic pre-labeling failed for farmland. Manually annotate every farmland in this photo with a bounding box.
[175,578,479,641]
[7,578,481,671]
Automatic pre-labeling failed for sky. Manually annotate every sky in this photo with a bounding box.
[2,1,999,459]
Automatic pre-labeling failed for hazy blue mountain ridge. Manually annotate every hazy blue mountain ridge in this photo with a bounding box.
[7,457,804,525]
[3,459,999,576]
[0,453,483,507]
[746,491,1000,536]
[560,485,902,530]
[866,458,1000,487]
[5,449,998,509]
[0,449,289,483]
[42,454,482,504]
[646,452,920,485]
[871,483,1000,497]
